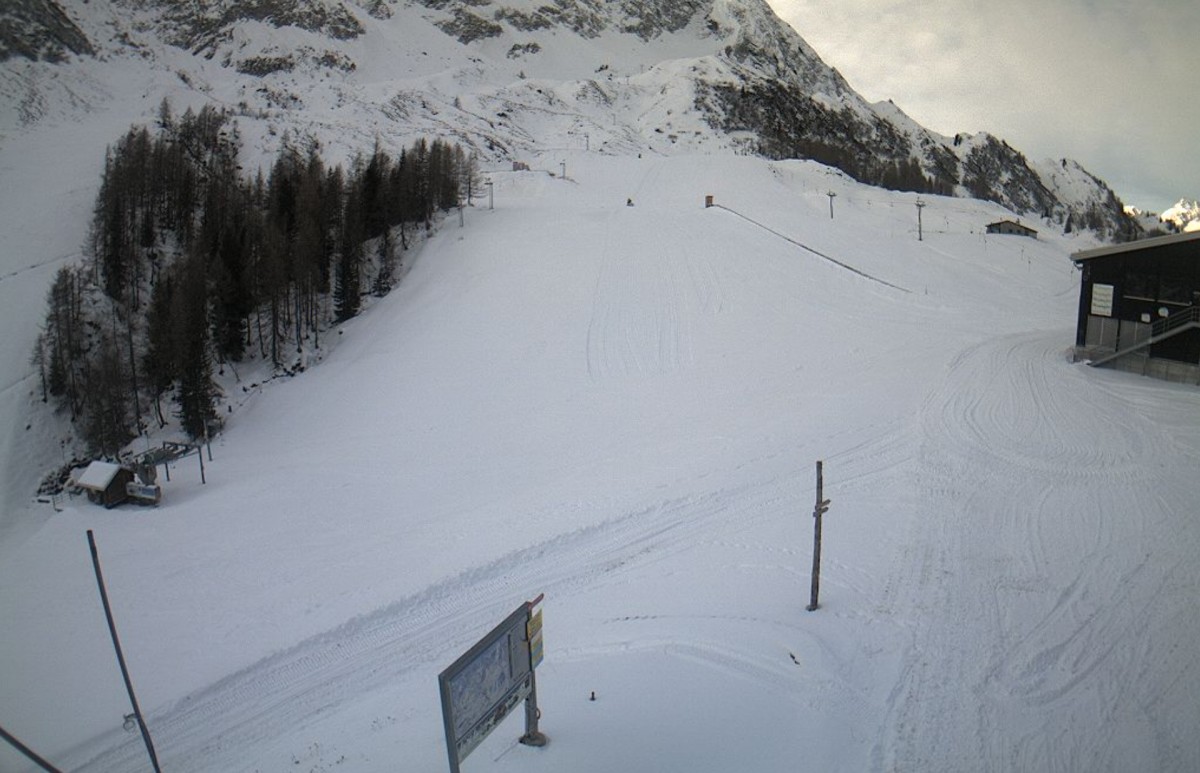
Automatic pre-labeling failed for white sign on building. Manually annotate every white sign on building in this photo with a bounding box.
[1090,283,1114,317]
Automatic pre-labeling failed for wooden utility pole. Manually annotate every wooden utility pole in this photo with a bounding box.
[806,461,831,611]
[88,530,162,773]
[0,725,62,773]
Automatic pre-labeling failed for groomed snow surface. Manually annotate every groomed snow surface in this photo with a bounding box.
[3,153,1200,772]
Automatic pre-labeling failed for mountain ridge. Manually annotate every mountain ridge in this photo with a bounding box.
[1,0,1140,240]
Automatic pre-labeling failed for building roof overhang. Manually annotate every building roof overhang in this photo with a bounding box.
[1071,230,1200,264]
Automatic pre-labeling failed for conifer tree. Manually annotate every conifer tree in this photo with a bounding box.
[174,255,218,441]
[81,332,135,458]
[143,272,177,428]
[42,266,85,419]
[335,185,364,321]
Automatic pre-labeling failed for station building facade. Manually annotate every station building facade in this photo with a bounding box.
[1072,231,1200,383]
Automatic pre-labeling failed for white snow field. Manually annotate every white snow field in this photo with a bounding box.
[2,151,1200,772]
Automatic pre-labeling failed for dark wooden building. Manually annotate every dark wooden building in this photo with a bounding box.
[76,461,135,508]
[1072,230,1200,382]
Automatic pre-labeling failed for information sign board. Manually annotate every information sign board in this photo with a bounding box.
[438,598,545,772]
[1091,283,1114,317]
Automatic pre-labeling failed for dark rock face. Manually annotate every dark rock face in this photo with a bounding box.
[961,135,1055,216]
[0,0,94,62]
[435,8,503,44]
[153,0,365,54]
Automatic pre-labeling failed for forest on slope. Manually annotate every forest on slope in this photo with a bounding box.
[32,100,480,468]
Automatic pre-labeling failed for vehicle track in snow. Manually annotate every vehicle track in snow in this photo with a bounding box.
[875,330,1200,772]
[64,482,790,772]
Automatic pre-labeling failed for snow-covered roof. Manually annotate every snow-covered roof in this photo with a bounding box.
[76,461,124,491]
[1072,229,1200,263]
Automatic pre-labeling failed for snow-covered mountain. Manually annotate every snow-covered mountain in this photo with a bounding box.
[2,0,1139,240]
[1125,198,1200,235]
[1162,199,1200,232]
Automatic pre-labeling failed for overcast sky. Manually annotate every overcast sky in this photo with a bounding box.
[765,0,1198,213]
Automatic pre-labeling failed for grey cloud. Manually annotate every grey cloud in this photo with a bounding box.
[767,0,1198,212]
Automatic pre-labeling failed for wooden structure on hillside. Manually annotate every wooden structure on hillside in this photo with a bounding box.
[986,219,1038,239]
[76,461,136,508]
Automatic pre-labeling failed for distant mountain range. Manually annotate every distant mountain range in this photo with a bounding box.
[1126,199,1200,234]
[1,0,1147,240]
[1161,200,1200,232]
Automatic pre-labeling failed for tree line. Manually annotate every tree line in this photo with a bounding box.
[33,100,481,458]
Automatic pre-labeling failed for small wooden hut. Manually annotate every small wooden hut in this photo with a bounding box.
[76,461,135,508]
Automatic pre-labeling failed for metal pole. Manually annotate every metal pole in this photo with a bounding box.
[916,200,926,241]
[0,725,63,773]
[519,597,547,748]
[520,670,546,747]
[87,531,162,773]
[487,181,493,211]
[807,461,831,611]
[827,191,836,219]
[197,443,205,485]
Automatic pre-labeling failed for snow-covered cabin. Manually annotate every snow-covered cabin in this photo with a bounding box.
[76,461,135,508]
[985,219,1038,239]
[1072,230,1200,382]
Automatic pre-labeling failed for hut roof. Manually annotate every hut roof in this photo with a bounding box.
[76,461,124,492]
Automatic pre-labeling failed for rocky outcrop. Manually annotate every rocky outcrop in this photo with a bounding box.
[0,0,93,62]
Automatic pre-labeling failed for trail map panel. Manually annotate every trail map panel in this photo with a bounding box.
[439,603,534,770]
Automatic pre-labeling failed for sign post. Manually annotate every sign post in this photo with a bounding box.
[439,596,547,772]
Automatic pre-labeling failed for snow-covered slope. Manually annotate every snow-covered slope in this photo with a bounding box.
[2,153,1199,772]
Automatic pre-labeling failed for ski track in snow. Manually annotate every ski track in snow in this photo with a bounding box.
[64,483,791,771]
[586,212,722,381]
[875,331,1200,772]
